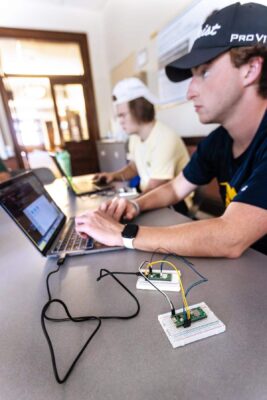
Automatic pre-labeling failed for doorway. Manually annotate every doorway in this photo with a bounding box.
[0,28,100,174]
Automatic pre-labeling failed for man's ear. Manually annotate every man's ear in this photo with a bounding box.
[243,56,263,86]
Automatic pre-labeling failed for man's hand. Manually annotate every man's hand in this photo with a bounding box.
[93,172,115,184]
[75,210,123,247]
[99,197,139,221]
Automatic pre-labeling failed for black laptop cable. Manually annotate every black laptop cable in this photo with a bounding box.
[41,258,141,384]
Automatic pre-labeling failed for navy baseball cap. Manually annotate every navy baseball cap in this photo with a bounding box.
[166,2,267,83]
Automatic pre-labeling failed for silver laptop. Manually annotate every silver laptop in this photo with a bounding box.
[0,171,122,258]
[49,153,113,196]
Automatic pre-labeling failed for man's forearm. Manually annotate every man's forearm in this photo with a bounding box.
[133,218,241,258]
[137,180,180,212]
[142,178,169,193]
[132,201,267,258]
[112,162,138,181]
[136,172,196,213]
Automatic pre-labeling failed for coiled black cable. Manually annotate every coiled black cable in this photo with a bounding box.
[41,262,141,384]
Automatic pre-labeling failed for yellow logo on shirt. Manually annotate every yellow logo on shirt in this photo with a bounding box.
[220,182,237,207]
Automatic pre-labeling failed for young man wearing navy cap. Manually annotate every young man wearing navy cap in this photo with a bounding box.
[76,2,267,257]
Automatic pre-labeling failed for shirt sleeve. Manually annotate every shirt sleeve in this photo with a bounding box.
[183,129,223,185]
[183,139,218,185]
[232,154,267,210]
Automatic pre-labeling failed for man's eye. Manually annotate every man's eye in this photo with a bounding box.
[202,69,210,79]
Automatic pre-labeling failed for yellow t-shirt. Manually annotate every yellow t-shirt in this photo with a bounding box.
[129,121,189,191]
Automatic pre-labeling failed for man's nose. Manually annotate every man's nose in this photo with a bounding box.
[186,77,198,101]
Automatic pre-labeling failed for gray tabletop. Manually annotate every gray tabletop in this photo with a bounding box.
[0,179,266,400]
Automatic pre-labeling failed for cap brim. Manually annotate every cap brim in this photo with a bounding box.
[166,46,230,82]
[113,92,160,105]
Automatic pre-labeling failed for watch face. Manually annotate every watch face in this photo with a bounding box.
[122,223,139,238]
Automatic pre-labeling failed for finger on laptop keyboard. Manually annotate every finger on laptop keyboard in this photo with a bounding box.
[99,199,112,212]
[112,198,128,221]
[104,197,120,219]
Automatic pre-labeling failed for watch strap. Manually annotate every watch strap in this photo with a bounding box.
[121,223,139,249]
[122,237,135,249]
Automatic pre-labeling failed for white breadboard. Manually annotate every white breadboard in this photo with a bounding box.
[136,269,180,292]
[117,187,138,198]
[158,302,226,348]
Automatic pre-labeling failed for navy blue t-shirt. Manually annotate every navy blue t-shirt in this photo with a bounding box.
[184,110,267,255]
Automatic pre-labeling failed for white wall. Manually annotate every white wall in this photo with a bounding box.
[103,0,195,70]
[102,0,223,137]
[0,0,112,138]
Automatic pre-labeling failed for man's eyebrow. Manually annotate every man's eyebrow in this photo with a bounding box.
[192,61,213,74]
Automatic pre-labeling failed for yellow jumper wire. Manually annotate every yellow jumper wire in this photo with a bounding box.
[145,260,191,320]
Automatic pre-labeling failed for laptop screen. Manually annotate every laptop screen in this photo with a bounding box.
[49,153,70,178]
[0,172,65,253]
[49,152,114,196]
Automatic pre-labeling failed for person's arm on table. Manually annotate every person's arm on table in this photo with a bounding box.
[75,201,267,258]
[94,161,138,184]
[75,171,195,242]
[133,202,267,258]
[142,178,169,192]
[99,172,196,221]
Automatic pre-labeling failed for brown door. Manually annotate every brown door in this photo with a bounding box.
[50,79,99,175]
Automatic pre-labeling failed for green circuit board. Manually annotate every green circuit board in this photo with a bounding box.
[147,272,172,282]
[172,307,207,328]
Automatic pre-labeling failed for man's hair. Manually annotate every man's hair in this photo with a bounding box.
[128,97,155,123]
[229,46,267,98]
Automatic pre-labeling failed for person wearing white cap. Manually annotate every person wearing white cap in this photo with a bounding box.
[94,77,191,214]
[76,2,267,257]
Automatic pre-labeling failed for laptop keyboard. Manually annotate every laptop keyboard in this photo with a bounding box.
[54,219,93,253]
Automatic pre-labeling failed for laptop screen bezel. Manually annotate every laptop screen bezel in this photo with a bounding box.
[49,152,113,196]
[0,171,66,256]
[49,153,81,195]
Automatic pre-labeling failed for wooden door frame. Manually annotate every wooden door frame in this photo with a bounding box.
[0,27,100,170]
[50,76,92,144]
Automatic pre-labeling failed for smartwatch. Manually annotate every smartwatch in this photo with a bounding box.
[121,223,139,249]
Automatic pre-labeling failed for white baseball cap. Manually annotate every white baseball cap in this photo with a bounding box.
[112,77,160,105]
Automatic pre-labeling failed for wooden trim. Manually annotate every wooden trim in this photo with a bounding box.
[0,27,87,42]
[182,136,205,146]
[49,80,64,146]
[80,33,100,143]
[0,77,24,168]
[5,74,86,81]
